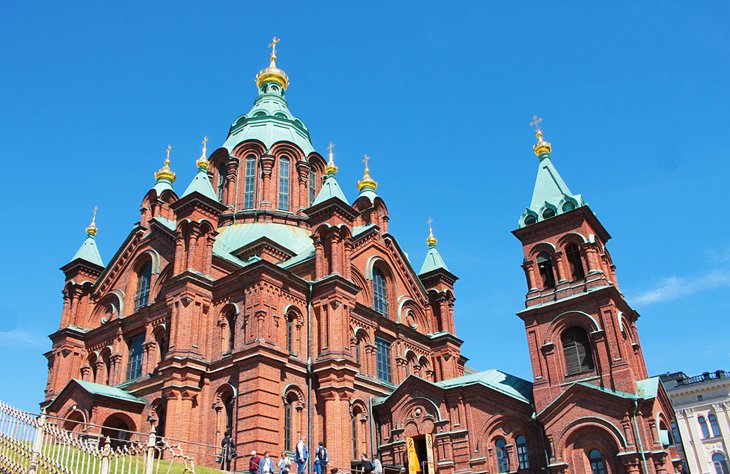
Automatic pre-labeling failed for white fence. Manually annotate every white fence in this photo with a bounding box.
[0,401,196,474]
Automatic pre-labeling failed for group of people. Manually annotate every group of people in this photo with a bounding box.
[219,433,382,474]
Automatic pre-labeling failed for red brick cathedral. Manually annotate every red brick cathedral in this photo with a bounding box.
[43,43,679,474]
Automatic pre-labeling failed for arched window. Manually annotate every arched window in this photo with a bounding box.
[589,449,606,474]
[354,339,361,365]
[537,253,556,289]
[243,155,256,209]
[565,243,586,280]
[713,453,729,474]
[542,207,556,219]
[227,313,235,353]
[134,261,152,311]
[222,392,234,434]
[709,414,722,437]
[217,162,226,201]
[524,214,537,226]
[278,156,290,211]
[373,267,388,315]
[102,352,111,385]
[700,416,711,438]
[126,333,145,381]
[375,336,392,383]
[516,435,529,470]
[351,413,358,461]
[562,201,576,212]
[495,437,509,473]
[562,327,594,375]
[283,393,297,452]
[287,314,295,354]
[309,169,317,205]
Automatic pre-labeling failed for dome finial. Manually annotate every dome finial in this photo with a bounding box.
[154,144,176,183]
[196,136,210,171]
[531,115,552,157]
[426,217,437,247]
[86,206,99,237]
[325,142,338,176]
[357,154,378,192]
[256,36,289,90]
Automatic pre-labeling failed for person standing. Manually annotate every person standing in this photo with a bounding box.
[219,430,237,471]
[361,453,374,474]
[250,450,262,474]
[295,436,308,474]
[372,452,382,474]
[278,451,292,474]
[313,442,329,474]
[260,451,274,474]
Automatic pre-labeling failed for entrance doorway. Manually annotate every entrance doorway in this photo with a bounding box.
[407,436,434,474]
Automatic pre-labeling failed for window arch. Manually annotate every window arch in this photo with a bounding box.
[283,392,296,452]
[278,156,290,211]
[222,312,236,355]
[699,416,711,438]
[126,333,145,381]
[134,261,152,311]
[536,252,556,289]
[516,435,529,470]
[373,267,389,315]
[309,168,317,205]
[561,326,594,375]
[243,155,256,209]
[713,453,729,474]
[589,449,606,474]
[495,437,509,473]
[565,243,585,280]
[709,414,722,437]
[222,392,234,434]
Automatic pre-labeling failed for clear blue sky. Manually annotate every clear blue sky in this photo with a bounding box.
[1,2,729,412]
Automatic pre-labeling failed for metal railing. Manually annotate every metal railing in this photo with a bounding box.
[0,400,196,474]
[678,370,727,386]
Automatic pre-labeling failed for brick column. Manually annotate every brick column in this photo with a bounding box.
[225,160,238,208]
[260,154,275,210]
[296,160,311,212]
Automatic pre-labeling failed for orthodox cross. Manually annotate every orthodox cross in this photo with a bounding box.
[363,154,370,168]
[530,115,543,132]
[269,37,280,57]
[165,144,172,163]
[327,142,335,158]
[202,136,208,156]
[427,217,433,232]
[91,206,98,226]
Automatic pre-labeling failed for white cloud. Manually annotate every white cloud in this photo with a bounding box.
[0,329,48,349]
[631,269,730,306]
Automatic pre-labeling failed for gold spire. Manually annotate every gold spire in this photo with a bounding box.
[357,154,378,192]
[86,206,99,237]
[155,144,176,182]
[426,217,437,247]
[530,115,552,156]
[255,36,289,90]
[195,136,210,171]
[324,142,338,175]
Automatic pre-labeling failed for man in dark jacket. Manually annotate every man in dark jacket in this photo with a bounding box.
[219,430,237,471]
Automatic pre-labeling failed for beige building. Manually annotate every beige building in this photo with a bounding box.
[661,370,730,474]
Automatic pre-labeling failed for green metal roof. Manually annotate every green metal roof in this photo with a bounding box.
[153,177,174,195]
[71,236,104,267]
[182,168,219,202]
[636,377,660,399]
[357,187,379,203]
[222,83,314,156]
[312,174,349,206]
[419,246,448,275]
[213,222,314,266]
[73,379,146,404]
[436,369,533,404]
[151,216,176,231]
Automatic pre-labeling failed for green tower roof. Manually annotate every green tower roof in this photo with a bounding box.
[419,246,449,274]
[72,235,104,267]
[182,165,219,202]
[312,173,349,206]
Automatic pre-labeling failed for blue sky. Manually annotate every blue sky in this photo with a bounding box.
[1,2,729,412]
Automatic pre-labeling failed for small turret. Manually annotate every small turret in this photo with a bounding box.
[153,145,176,194]
[70,207,104,268]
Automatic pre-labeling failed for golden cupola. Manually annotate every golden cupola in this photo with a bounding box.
[324,142,338,176]
[155,145,176,183]
[531,115,552,157]
[86,206,99,237]
[196,136,210,171]
[357,155,378,192]
[256,37,289,91]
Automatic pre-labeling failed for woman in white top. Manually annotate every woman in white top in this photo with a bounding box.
[278,451,292,474]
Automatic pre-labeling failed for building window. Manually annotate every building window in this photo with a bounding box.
[562,326,594,375]
[373,268,389,315]
[516,435,529,470]
[309,169,317,205]
[243,155,256,209]
[589,449,606,474]
[670,420,682,448]
[287,315,295,354]
[352,414,358,461]
[126,333,145,381]
[713,453,729,474]
[134,261,152,311]
[709,414,722,437]
[495,437,509,473]
[376,337,392,383]
[278,156,290,211]
[536,252,556,289]
[565,243,585,280]
[354,340,361,365]
[217,163,226,201]
[700,416,711,438]
[284,398,292,452]
[223,392,234,434]
[227,314,235,353]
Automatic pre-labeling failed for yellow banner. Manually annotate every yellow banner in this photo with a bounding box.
[406,437,420,474]
[425,434,435,474]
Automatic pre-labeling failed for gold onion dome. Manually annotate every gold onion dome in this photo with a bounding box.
[325,142,338,175]
[256,37,289,90]
[86,207,99,237]
[531,116,552,156]
[357,155,378,192]
[155,145,176,182]
[196,136,210,171]
[426,218,438,247]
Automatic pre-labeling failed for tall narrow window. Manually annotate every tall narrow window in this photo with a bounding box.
[376,337,392,383]
[217,163,226,202]
[287,315,295,354]
[699,416,711,438]
[373,268,389,315]
[243,155,256,209]
[223,393,234,433]
[713,453,729,474]
[103,354,111,385]
[565,244,585,280]
[227,314,235,353]
[126,333,145,381]
[134,261,152,310]
[589,449,606,474]
[516,435,529,470]
[352,414,358,460]
[309,169,317,205]
[354,339,361,365]
[536,253,556,289]
[278,156,290,211]
[495,438,509,473]
[709,414,722,437]
[284,399,292,452]
[561,326,594,375]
